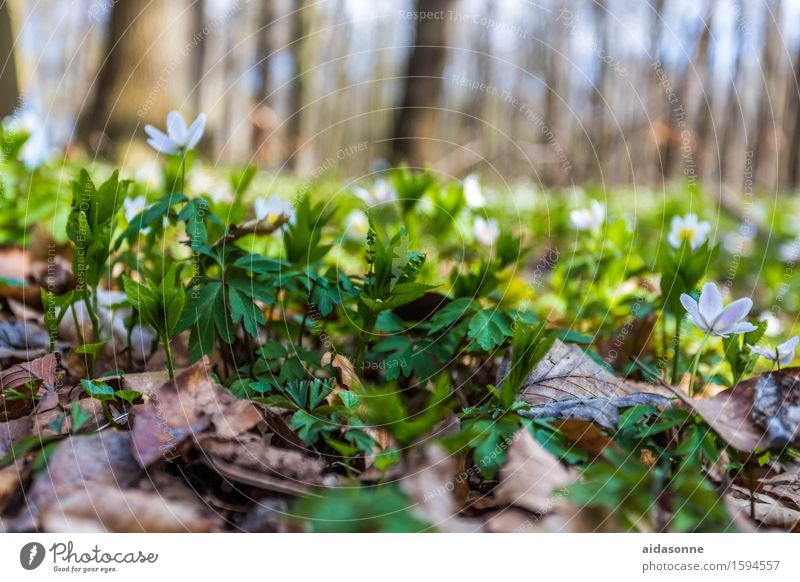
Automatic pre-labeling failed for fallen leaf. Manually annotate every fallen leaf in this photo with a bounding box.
[758,468,800,511]
[42,484,217,533]
[518,392,672,431]
[0,460,26,510]
[726,494,800,531]
[321,352,360,388]
[515,339,672,406]
[0,416,32,458]
[198,433,326,496]
[494,428,576,515]
[0,353,59,421]
[400,444,481,532]
[130,359,259,467]
[669,369,800,453]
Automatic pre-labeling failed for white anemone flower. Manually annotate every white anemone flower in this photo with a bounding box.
[344,210,369,240]
[144,111,206,155]
[463,174,486,209]
[5,100,54,169]
[473,217,499,246]
[668,214,711,250]
[353,179,397,206]
[123,195,153,234]
[680,282,757,338]
[124,195,147,223]
[570,200,605,231]
[747,336,799,367]
[758,311,783,338]
[254,196,296,231]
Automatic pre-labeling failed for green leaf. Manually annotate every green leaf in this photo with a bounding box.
[467,309,513,351]
[75,340,108,356]
[81,379,116,402]
[70,402,93,433]
[115,390,142,405]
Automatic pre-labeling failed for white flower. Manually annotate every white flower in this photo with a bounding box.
[5,100,53,169]
[779,239,800,264]
[463,174,486,208]
[344,210,369,240]
[254,196,296,231]
[123,195,147,223]
[758,311,783,338]
[144,111,206,155]
[473,217,499,246]
[353,179,397,206]
[748,336,799,366]
[680,282,757,338]
[668,214,711,250]
[570,200,605,231]
[123,195,153,234]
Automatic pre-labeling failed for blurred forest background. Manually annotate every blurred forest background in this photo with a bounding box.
[2,0,800,191]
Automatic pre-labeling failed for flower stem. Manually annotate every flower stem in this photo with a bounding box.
[688,333,711,397]
[179,149,187,195]
[671,314,683,385]
[163,334,176,380]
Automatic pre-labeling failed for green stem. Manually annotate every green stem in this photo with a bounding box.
[180,150,187,195]
[84,288,101,345]
[688,333,711,397]
[163,335,176,380]
[671,314,683,385]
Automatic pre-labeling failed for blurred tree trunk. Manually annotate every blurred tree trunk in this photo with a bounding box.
[0,0,19,117]
[391,0,455,167]
[285,0,306,170]
[78,0,192,151]
[786,47,800,188]
[251,0,275,162]
[190,0,207,114]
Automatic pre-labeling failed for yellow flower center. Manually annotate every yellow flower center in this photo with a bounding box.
[678,227,696,242]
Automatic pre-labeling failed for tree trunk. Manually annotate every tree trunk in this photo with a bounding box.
[0,0,19,117]
[252,0,275,163]
[78,0,192,151]
[285,0,306,170]
[390,0,455,167]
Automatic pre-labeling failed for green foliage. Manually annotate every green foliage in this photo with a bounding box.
[123,265,186,376]
[656,240,718,315]
[67,170,130,290]
[722,320,767,385]
[294,486,429,532]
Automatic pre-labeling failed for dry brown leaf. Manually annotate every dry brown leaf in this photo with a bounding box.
[494,428,576,515]
[550,418,614,458]
[0,416,32,458]
[130,359,260,467]
[42,483,217,533]
[726,495,800,531]
[668,369,800,453]
[519,392,672,431]
[759,469,800,510]
[321,352,360,388]
[198,433,326,495]
[516,339,672,406]
[0,460,26,509]
[0,353,58,421]
[400,444,481,532]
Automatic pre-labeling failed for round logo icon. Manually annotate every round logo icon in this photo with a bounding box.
[20,542,46,570]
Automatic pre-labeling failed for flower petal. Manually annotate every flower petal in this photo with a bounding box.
[680,293,701,321]
[146,135,180,155]
[711,297,753,334]
[166,111,187,144]
[699,283,723,323]
[777,335,799,353]
[185,114,206,149]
